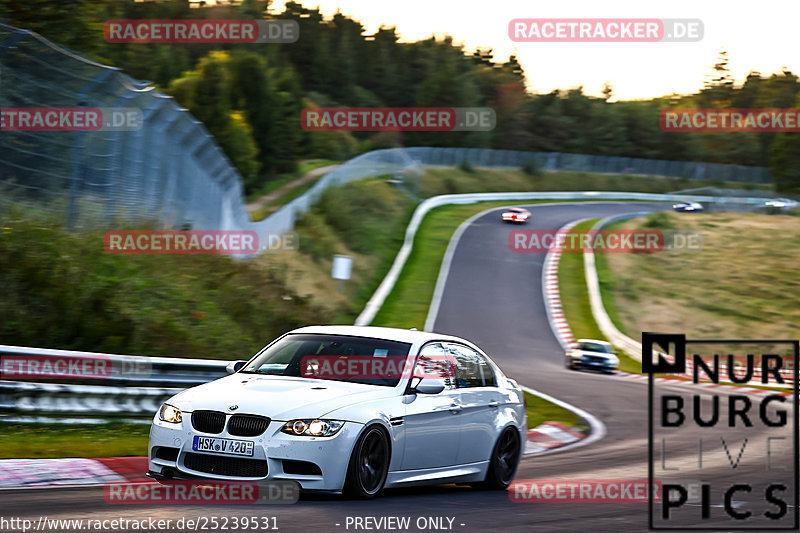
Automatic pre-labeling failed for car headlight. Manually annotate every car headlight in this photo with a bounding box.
[608,356,620,366]
[159,403,183,424]
[281,419,344,437]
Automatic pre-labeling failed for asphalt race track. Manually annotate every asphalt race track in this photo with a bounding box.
[0,202,793,532]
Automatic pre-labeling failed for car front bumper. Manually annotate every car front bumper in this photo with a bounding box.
[148,415,364,492]
[573,358,617,372]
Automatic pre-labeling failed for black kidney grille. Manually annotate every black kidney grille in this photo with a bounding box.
[184,453,268,478]
[191,410,226,434]
[227,414,271,437]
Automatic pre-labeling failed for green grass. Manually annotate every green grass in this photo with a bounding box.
[524,392,586,431]
[292,177,416,324]
[598,211,800,340]
[249,174,327,221]
[0,423,149,459]
[557,220,642,374]
[593,234,628,334]
[371,200,588,329]
[0,207,323,359]
[558,214,799,390]
[420,167,770,198]
[245,159,338,203]
[370,202,494,329]
[371,199,651,330]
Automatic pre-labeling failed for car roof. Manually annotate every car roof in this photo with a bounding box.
[576,338,611,345]
[286,325,470,345]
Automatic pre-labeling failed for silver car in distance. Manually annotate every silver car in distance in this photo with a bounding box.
[148,326,526,498]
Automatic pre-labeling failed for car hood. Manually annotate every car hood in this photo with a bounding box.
[167,374,399,420]
[575,350,616,359]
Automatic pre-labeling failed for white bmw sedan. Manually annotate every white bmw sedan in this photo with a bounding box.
[148,326,526,498]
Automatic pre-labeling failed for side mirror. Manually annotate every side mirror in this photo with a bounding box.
[226,360,246,374]
[412,378,445,395]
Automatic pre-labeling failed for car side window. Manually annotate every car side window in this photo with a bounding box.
[444,343,484,388]
[477,353,497,387]
[416,343,456,390]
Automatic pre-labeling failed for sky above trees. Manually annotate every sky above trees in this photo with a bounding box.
[273,0,800,101]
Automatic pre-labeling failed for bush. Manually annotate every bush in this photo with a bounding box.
[442,176,459,194]
[642,211,675,229]
[521,156,542,176]
[310,178,414,257]
[458,158,475,173]
[294,211,341,261]
[307,130,358,161]
[0,208,321,358]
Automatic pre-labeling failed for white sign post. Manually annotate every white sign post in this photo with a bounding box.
[331,255,353,293]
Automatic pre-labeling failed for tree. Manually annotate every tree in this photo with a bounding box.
[271,65,303,173]
[602,82,614,102]
[166,52,261,189]
[0,0,104,55]
[769,133,800,194]
[699,49,734,107]
[224,112,261,192]
[769,94,800,194]
[192,52,232,134]
[228,50,279,176]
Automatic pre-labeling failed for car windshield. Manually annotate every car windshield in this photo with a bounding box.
[579,342,611,353]
[240,334,412,387]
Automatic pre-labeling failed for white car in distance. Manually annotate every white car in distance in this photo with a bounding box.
[565,339,620,373]
[672,201,704,212]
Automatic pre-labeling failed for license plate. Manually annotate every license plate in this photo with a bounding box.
[192,436,255,457]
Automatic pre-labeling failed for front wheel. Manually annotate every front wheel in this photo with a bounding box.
[476,427,521,490]
[344,426,390,499]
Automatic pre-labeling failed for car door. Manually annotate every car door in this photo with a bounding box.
[400,342,462,470]
[445,343,502,465]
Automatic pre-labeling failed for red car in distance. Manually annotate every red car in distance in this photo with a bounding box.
[501,207,531,223]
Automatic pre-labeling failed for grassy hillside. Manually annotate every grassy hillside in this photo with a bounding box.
[599,210,800,339]
[0,177,414,357]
